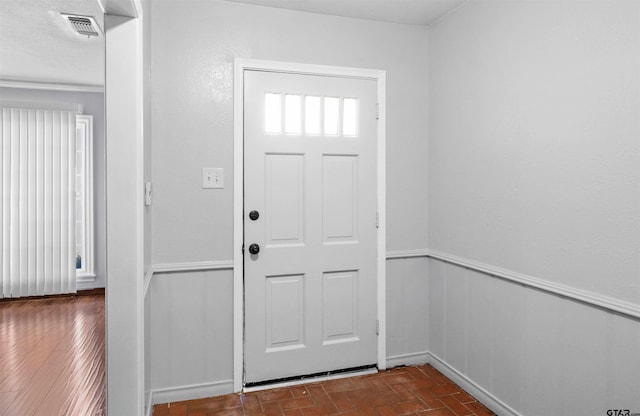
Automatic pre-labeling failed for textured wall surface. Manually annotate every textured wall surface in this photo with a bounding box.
[150,0,428,263]
[146,0,429,399]
[428,0,640,304]
[428,1,640,414]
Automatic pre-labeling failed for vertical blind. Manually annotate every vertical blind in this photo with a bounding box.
[1,103,77,298]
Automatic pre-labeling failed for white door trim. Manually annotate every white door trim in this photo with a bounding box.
[233,58,386,392]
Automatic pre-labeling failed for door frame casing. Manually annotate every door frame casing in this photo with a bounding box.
[233,58,386,392]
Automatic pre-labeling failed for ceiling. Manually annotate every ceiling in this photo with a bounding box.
[225,0,467,26]
[0,0,465,88]
[0,0,105,87]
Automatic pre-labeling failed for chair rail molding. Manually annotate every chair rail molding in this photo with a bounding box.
[0,79,104,93]
[143,251,639,319]
[427,249,640,320]
[152,260,234,274]
[143,260,235,298]
[386,249,430,259]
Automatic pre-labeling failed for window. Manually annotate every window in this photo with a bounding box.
[323,97,340,136]
[264,93,360,137]
[284,94,302,134]
[75,115,95,280]
[342,98,358,136]
[304,96,321,135]
[265,93,282,133]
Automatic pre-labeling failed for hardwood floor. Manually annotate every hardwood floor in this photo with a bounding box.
[0,294,105,416]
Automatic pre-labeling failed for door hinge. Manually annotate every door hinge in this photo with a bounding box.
[376,212,380,229]
[144,182,153,206]
[376,319,380,335]
[376,103,380,120]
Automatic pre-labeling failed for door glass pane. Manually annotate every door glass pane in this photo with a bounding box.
[265,93,282,133]
[305,96,321,135]
[343,98,357,136]
[285,94,302,134]
[324,97,339,136]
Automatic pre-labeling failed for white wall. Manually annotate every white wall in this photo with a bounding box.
[105,14,144,416]
[146,0,429,400]
[428,1,640,414]
[142,0,153,409]
[0,87,106,290]
[150,1,428,263]
[428,0,640,304]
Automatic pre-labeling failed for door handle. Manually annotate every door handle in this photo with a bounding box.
[248,243,260,255]
[249,210,260,220]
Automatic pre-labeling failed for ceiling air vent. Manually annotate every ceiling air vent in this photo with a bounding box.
[61,14,102,37]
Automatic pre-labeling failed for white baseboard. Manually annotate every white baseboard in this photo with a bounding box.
[426,352,521,416]
[143,355,516,416]
[147,379,234,407]
[386,351,429,368]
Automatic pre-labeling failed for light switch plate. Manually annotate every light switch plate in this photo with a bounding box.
[202,168,224,189]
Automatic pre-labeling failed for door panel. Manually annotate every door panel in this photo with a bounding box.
[265,154,305,245]
[244,69,378,384]
[265,274,305,351]
[323,155,358,242]
[322,270,359,344]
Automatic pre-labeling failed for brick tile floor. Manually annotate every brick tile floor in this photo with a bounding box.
[152,364,496,416]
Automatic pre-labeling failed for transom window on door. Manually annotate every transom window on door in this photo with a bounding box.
[264,93,359,137]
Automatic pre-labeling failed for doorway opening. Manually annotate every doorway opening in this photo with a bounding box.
[233,59,387,391]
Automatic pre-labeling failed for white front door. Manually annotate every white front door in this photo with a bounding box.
[243,69,379,384]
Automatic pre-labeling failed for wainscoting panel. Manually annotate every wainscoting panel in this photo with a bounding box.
[520,283,563,414]
[428,257,640,416]
[385,256,429,363]
[491,278,526,412]
[427,259,445,359]
[465,269,493,391]
[148,269,234,398]
[144,255,430,405]
[444,265,467,374]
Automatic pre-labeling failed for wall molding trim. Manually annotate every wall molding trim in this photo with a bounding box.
[144,260,234,298]
[143,269,153,298]
[427,352,521,416]
[152,260,234,274]
[386,249,430,259]
[0,79,104,93]
[146,379,234,410]
[427,249,640,320]
[386,351,429,368]
[144,250,639,319]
